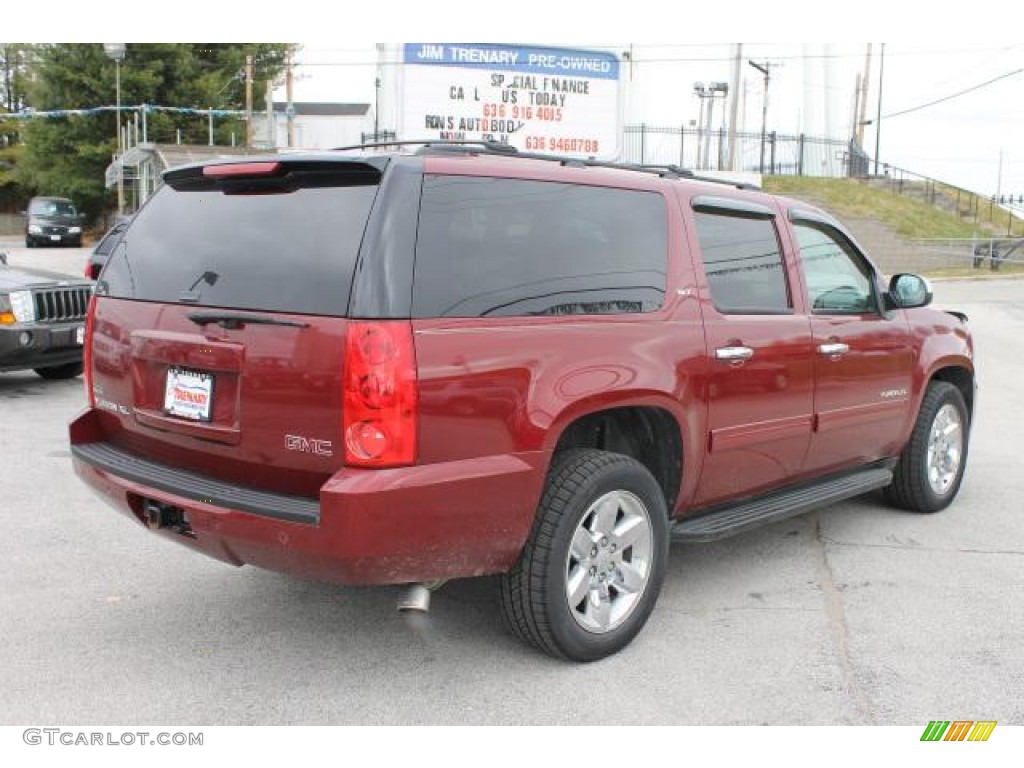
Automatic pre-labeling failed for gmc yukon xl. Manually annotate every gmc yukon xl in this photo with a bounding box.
[70,143,974,661]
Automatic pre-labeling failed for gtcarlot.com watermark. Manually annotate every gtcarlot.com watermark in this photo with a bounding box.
[23,728,203,747]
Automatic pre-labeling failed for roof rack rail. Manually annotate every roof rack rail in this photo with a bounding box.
[329,139,760,190]
[691,175,761,191]
[331,139,518,154]
[637,164,694,179]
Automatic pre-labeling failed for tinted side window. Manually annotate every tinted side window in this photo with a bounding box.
[693,211,790,313]
[794,223,875,314]
[413,176,667,318]
[99,182,378,315]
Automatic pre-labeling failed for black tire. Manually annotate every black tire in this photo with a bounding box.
[885,381,969,513]
[34,362,83,380]
[499,449,669,661]
[26,238,35,249]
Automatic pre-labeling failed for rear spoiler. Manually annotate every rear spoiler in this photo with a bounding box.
[163,158,388,193]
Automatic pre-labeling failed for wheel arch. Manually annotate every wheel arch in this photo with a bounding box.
[546,401,686,515]
[927,361,975,424]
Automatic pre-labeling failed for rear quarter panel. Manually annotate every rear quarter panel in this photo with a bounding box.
[412,178,709,518]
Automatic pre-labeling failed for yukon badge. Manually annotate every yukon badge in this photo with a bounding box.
[285,434,334,457]
[879,388,908,399]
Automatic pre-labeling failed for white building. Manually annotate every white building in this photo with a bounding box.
[253,102,374,150]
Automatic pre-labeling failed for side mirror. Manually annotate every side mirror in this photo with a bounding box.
[888,273,932,309]
[0,251,7,265]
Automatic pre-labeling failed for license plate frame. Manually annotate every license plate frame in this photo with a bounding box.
[163,367,214,422]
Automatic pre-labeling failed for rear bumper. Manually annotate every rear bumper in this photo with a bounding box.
[69,408,547,585]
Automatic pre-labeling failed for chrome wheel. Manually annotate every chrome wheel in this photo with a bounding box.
[565,489,654,634]
[926,403,963,496]
[501,450,669,660]
[886,381,970,514]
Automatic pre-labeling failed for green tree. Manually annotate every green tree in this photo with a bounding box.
[19,43,289,223]
[1,43,32,113]
[1,44,33,211]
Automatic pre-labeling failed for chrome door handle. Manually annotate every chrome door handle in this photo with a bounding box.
[715,345,754,361]
[818,342,850,357]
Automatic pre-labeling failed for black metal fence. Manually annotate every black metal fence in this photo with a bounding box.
[620,124,1021,236]
[863,161,1024,237]
[620,124,867,178]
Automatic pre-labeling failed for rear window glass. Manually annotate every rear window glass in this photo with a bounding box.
[413,176,667,318]
[93,224,127,256]
[99,179,378,315]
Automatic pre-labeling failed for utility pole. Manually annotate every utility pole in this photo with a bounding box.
[996,149,1003,200]
[265,80,274,147]
[874,43,885,175]
[245,54,253,148]
[857,44,872,145]
[748,59,771,174]
[103,44,126,216]
[852,72,861,141]
[286,45,295,149]
[727,44,742,171]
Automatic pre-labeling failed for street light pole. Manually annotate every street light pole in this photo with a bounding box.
[693,82,728,170]
[103,44,126,216]
[374,76,381,141]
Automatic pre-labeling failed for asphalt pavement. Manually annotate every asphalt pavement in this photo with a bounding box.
[1,238,1021,725]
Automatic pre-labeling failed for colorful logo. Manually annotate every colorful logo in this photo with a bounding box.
[920,721,996,742]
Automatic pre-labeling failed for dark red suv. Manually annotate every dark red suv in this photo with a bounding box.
[70,143,975,661]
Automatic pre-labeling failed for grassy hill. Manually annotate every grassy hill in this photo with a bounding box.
[763,176,1022,277]
[763,177,986,240]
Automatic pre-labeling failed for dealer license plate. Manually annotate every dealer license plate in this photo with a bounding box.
[164,367,214,421]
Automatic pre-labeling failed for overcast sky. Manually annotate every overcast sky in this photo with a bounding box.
[12,2,1024,197]
[279,42,1023,197]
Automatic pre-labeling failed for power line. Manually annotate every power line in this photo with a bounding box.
[293,44,1024,68]
[878,68,1024,121]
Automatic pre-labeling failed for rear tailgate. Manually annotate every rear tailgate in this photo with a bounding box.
[84,158,384,498]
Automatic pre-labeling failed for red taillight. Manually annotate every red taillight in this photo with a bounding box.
[202,162,282,178]
[343,321,418,468]
[83,294,97,408]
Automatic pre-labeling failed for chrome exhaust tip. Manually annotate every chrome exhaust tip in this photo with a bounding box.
[397,583,432,613]
[396,580,446,613]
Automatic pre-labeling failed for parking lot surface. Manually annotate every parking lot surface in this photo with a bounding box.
[1,237,1021,724]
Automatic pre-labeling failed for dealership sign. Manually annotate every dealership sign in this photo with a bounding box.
[400,44,621,159]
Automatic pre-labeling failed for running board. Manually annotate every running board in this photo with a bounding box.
[671,467,893,543]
